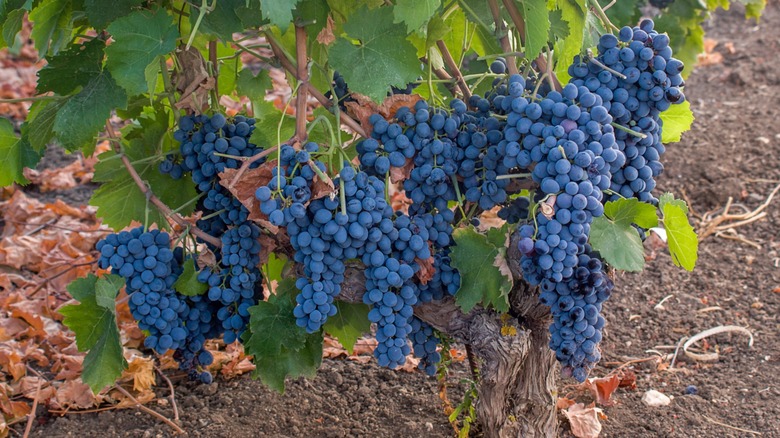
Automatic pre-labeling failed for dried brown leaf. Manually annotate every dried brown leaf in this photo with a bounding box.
[121,355,156,392]
[564,402,603,438]
[588,374,620,407]
[316,15,336,45]
[54,380,98,410]
[415,256,435,285]
[389,158,414,184]
[219,161,279,233]
[557,396,577,410]
[377,94,422,119]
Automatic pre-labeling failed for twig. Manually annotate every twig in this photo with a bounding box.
[104,121,222,247]
[209,40,219,103]
[227,145,280,189]
[698,182,780,240]
[701,415,763,435]
[113,385,186,435]
[487,0,519,75]
[295,25,309,143]
[263,30,367,138]
[436,41,472,100]
[155,365,180,424]
[22,380,42,438]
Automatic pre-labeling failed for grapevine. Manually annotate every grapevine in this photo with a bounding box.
[1,0,755,435]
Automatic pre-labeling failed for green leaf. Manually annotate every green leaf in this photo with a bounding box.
[660,100,694,143]
[0,118,40,186]
[743,0,765,20]
[589,215,645,272]
[322,301,371,355]
[248,100,296,149]
[61,275,128,393]
[658,192,688,215]
[2,8,25,48]
[105,9,178,96]
[29,0,72,55]
[252,329,322,393]
[603,198,659,229]
[554,0,586,84]
[662,203,698,271]
[37,39,106,95]
[451,226,511,313]
[264,253,288,286]
[603,0,640,29]
[95,274,124,309]
[393,0,440,32]
[53,71,128,154]
[196,0,245,41]
[25,98,66,152]
[245,278,323,393]
[261,0,302,30]
[520,0,550,60]
[236,68,272,102]
[84,0,143,28]
[329,6,421,102]
[244,279,306,357]
[173,258,208,297]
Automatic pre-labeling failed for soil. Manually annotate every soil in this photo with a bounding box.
[13,3,780,438]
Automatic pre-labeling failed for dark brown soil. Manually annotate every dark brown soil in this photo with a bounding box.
[16,3,780,437]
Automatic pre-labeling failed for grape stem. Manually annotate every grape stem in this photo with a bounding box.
[487,0,520,75]
[610,122,648,139]
[104,121,222,247]
[159,57,180,125]
[586,50,627,79]
[186,0,215,51]
[227,145,281,189]
[588,0,621,32]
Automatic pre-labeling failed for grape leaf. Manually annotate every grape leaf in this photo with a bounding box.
[744,0,766,20]
[60,275,128,393]
[554,0,586,84]
[589,215,645,272]
[660,100,694,143]
[105,9,178,96]
[322,301,371,355]
[252,329,322,394]
[393,0,440,32]
[451,226,511,313]
[264,253,288,286]
[95,274,124,309]
[243,279,306,357]
[29,0,72,55]
[53,71,128,154]
[603,198,659,229]
[519,0,550,61]
[261,0,301,30]
[25,99,65,152]
[37,39,106,95]
[329,6,421,102]
[84,0,143,28]
[173,258,208,297]
[248,100,295,149]
[293,0,329,40]
[603,0,640,30]
[2,8,25,48]
[236,68,272,102]
[0,119,40,186]
[658,192,688,215]
[662,203,698,271]
[195,0,244,40]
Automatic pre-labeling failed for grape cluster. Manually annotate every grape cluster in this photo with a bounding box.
[409,317,441,375]
[569,19,684,203]
[97,228,216,382]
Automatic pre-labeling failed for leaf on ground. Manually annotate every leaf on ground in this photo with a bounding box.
[585,374,620,406]
[322,301,371,355]
[60,275,127,393]
[329,6,422,102]
[451,226,511,313]
[662,203,698,271]
[564,402,603,438]
[120,355,155,392]
[173,258,208,296]
[105,9,178,96]
[660,100,694,143]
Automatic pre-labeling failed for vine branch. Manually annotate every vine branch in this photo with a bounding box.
[487,0,519,75]
[104,121,222,247]
[294,25,309,143]
[501,0,562,91]
[436,40,472,101]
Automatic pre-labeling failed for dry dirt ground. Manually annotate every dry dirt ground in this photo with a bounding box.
[13,3,780,437]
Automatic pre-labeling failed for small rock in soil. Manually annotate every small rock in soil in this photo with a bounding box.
[642,390,672,407]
